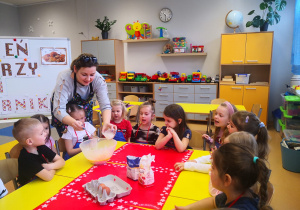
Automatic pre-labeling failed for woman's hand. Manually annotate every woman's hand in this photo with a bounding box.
[102,122,117,134]
[71,120,85,131]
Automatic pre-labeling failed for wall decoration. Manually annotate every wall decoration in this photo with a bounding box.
[41,47,67,65]
[36,95,50,112]
[125,21,151,40]
[0,78,6,95]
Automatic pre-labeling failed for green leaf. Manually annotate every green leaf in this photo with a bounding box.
[268,6,273,12]
[274,12,281,24]
[253,15,262,21]
[246,21,253,27]
[267,12,275,25]
[276,0,287,11]
[260,2,268,10]
[253,18,261,27]
[248,10,255,15]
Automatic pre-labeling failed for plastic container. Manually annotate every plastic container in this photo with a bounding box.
[123,85,131,92]
[283,129,300,142]
[131,86,139,92]
[281,93,287,109]
[285,95,300,116]
[281,141,300,173]
[278,119,285,138]
[280,106,300,130]
[80,138,117,165]
[235,74,250,84]
[139,86,148,92]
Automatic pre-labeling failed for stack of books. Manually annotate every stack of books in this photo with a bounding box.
[220,76,235,85]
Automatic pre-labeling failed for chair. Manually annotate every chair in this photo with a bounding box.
[5,143,23,159]
[55,138,67,156]
[251,104,263,119]
[124,95,139,102]
[210,98,226,104]
[0,158,19,190]
[93,108,103,137]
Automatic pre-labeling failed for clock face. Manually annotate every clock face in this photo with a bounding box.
[159,8,172,22]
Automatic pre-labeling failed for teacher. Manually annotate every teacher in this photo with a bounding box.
[51,53,116,137]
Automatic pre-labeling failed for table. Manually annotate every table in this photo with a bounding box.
[0,142,210,210]
[176,103,246,150]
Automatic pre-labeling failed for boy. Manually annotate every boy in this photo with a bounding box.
[12,118,65,186]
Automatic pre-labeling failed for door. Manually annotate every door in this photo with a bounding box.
[245,33,273,64]
[243,86,269,125]
[97,40,115,65]
[221,34,246,64]
[219,85,243,105]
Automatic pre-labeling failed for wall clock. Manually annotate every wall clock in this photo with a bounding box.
[159,8,172,23]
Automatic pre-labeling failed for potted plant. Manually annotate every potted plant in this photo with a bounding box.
[246,0,287,31]
[95,16,117,39]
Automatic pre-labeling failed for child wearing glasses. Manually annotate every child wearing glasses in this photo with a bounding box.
[51,53,117,138]
[61,104,96,160]
[12,118,65,186]
[110,99,132,142]
[130,99,160,145]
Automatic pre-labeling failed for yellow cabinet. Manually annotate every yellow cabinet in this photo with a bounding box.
[243,86,269,125]
[245,33,273,64]
[221,34,246,64]
[221,32,273,64]
[219,85,243,105]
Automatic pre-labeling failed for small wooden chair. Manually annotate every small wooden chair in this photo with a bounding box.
[210,98,226,104]
[124,95,139,102]
[251,104,263,119]
[5,143,23,159]
[55,138,67,156]
[1,158,19,190]
[127,105,140,123]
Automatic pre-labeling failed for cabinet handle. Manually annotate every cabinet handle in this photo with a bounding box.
[231,87,242,90]
[200,96,210,98]
[179,87,189,89]
[179,95,188,97]
[245,88,257,90]
[232,60,243,63]
[159,94,168,96]
[200,87,210,89]
[246,60,258,63]
[160,86,168,88]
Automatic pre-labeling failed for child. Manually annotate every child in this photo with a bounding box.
[155,104,191,152]
[31,114,57,154]
[130,99,160,145]
[175,143,270,209]
[203,101,237,149]
[228,111,269,159]
[12,118,65,186]
[62,104,96,160]
[174,131,258,174]
[110,99,132,142]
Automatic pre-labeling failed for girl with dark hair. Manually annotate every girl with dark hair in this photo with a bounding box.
[155,104,191,152]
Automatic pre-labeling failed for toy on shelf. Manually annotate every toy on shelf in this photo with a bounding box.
[162,43,173,54]
[180,73,187,83]
[127,71,135,81]
[192,70,202,83]
[190,44,204,53]
[119,72,127,82]
[173,37,187,53]
[158,72,169,82]
[99,70,114,82]
[134,73,149,82]
[206,76,212,83]
[200,75,207,83]
[125,21,151,40]
[187,75,192,83]
[156,27,167,38]
[169,72,180,83]
[151,71,160,82]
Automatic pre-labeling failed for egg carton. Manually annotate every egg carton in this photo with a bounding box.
[83,174,132,205]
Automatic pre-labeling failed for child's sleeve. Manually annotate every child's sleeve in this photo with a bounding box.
[194,154,212,164]
[184,162,211,173]
[183,129,192,140]
[125,120,132,140]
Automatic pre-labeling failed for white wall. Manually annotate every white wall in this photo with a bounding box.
[0,3,20,36]
[1,0,296,122]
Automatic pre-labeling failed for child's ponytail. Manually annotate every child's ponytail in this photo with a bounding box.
[257,123,269,159]
[256,158,271,209]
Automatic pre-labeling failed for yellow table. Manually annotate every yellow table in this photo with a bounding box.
[1,142,210,209]
[177,103,246,150]
[0,175,73,210]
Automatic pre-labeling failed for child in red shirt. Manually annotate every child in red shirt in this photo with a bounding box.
[110,99,132,142]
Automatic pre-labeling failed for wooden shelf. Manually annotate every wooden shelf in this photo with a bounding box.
[158,52,207,57]
[123,38,169,43]
[118,91,153,95]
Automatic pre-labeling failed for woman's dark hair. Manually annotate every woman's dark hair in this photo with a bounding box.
[31,114,51,140]
[213,143,270,208]
[231,111,269,159]
[70,53,99,71]
[163,104,189,139]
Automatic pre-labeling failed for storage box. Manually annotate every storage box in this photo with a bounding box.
[130,86,139,92]
[278,119,285,138]
[123,85,131,92]
[281,141,300,173]
[280,106,300,130]
[235,74,250,84]
[281,93,287,109]
[174,47,186,53]
[283,129,300,142]
[138,86,148,92]
[285,95,300,116]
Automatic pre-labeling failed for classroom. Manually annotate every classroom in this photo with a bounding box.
[0,0,299,209]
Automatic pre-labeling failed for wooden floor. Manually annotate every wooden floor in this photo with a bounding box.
[3,119,300,209]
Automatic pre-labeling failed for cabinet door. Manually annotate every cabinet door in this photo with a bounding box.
[221,34,246,64]
[243,86,269,125]
[97,40,115,65]
[245,33,273,64]
[219,85,243,105]
[82,41,99,58]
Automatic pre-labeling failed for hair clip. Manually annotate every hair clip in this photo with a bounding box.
[245,116,249,123]
[253,156,259,164]
[68,108,71,113]
[259,122,265,128]
[78,105,83,108]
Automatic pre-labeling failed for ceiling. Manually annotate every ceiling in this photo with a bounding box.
[0,0,63,7]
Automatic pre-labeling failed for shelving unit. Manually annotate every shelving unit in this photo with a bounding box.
[122,38,169,43]
[158,52,207,57]
[117,82,154,101]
